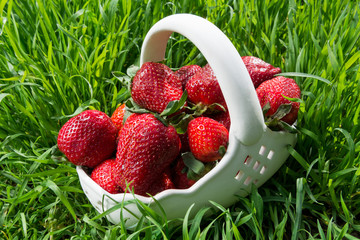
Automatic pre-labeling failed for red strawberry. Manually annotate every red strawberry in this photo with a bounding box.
[174,65,202,89]
[187,117,229,162]
[115,113,181,196]
[172,157,196,189]
[242,56,282,88]
[57,110,118,168]
[207,110,231,131]
[178,132,190,153]
[90,159,122,194]
[111,103,126,133]
[185,64,227,112]
[256,76,301,125]
[131,62,183,114]
[147,169,175,196]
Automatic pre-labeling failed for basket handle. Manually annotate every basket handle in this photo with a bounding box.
[140,14,266,145]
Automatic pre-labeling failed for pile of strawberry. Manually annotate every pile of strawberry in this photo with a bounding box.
[57,56,300,196]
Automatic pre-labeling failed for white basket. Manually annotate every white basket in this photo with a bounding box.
[77,14,297,227]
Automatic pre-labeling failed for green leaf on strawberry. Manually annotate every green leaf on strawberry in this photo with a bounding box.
[181,152,218,181]
[112,64,140,92]
[269,103,292,121]
[160,90,188,117]
[153,113,169,127]
[126,64,140,78]
[186,102,209,117]
[263,103,299,133]
[123,98,152,124]
[112,71,132,90]
[169,113,194,134]
[187,102,227,117]
[264,103,291,128]
[262,102,271,115]
[182,152,205,175]
[125,98,151,114]
[124,98,170,127]
[122,108,132,125]
[206,102,227,114]
[218,145,227,157]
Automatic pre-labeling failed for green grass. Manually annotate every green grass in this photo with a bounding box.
[1,0,360,239]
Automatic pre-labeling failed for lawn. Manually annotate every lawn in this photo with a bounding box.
[1,0,360,239]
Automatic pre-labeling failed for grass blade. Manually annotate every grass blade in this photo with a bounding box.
[44,179,77,222]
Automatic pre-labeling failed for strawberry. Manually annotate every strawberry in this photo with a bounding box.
[256,76,301,125]
[172,157,196,189]
[110,103,126,133]
[57,110,118,168]
[178,132,190,153]
[185,64,227,113]
[174,64,202,89]
[115,113,181,196]
[90,159,122,194]
[131,62,183,114]
[242,56,282,88]
[187,117,229,162]
[147,169,175,196]
[206,110,231,131]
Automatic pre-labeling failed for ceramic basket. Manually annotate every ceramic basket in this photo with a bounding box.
[77,14,297,227]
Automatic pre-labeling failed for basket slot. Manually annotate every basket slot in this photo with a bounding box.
[235,170,245,181]
[253,161,261,171]
[242,176,259,186]
[244,156,253,165]
[260,166,267,175]
[267,150,275,160]
[244,176,252,186]
[259,145,267,156]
